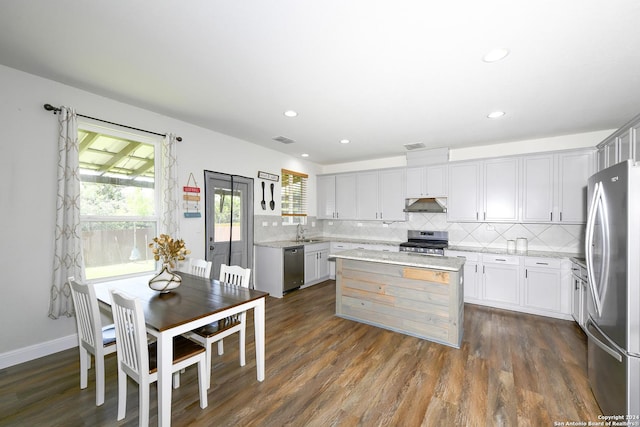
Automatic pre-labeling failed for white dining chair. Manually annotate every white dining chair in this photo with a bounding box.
[188,257,212,278]
[188,264,251,388]
[110,290,208,426]
[69,278,117,406]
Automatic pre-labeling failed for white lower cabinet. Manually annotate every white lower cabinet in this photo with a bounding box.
[444,249,572,320]
[482,254,520,306]
[304,243,330,286]
[571,261,588,330]
[523,257,564,315]
[445,250,480,302]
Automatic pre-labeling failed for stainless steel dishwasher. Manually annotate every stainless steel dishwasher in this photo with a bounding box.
[283,246,304,293]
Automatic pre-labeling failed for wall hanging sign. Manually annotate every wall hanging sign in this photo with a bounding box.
[257,171,279,182]
[183,173,201,218]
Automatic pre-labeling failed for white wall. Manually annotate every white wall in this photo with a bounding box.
[0,64,319,365]
[449,130,613,161]
[320,155,406,174]
[319,130,613,174]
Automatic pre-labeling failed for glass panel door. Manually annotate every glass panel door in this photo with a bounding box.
[204,171,254,281]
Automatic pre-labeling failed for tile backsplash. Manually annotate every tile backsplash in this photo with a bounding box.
[254,213,585,254]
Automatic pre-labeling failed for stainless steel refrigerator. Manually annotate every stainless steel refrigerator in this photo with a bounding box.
[585,159,640,417]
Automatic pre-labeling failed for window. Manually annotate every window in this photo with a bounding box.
[281,169,308,224]
[78,125,160,280]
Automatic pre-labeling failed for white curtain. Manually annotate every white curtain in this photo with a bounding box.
[161,133,180,237]
[49,107,84,319]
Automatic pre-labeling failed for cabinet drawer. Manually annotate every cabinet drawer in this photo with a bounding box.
[525,257,561,269]
[306,242,330,252]
[331,242,354,251]
[445,250,479,262]
[481,254,520,265]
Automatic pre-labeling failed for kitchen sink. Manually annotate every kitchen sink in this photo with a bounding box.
[297,238,322,243]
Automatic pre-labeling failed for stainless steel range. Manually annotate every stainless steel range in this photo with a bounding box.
[399,230,448,256]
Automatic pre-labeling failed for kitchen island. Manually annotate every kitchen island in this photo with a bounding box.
[332,249,465,348]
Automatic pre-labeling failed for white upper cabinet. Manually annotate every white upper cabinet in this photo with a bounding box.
[356,171,378,220]
[335,174,357,220]
[619,131,632,162]
[605,139,618,169]
[425,165,448,197]
[448,159,518,222]
[446,149,592,223]
[521,150,593,224]
[596,113,640,170]
[522,154,554,222]
[317,173,357,220]
[356,168,405,221]
[405,165,448,198]
[447,161,482,222]
[378,168,406,221]
[557,151,593,223]
[596,147,607,172]
[405,167,424,198]
[633,122,640,162]
[317,175,336,219]
[483,158,519,222]
[321,148,594,224]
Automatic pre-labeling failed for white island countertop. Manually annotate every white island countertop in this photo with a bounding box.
[330,249,464,272]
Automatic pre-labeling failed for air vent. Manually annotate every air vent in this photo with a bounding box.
[273,135,296,144]
[404,142,426,151]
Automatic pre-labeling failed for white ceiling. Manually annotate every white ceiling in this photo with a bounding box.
[2,1,639,165]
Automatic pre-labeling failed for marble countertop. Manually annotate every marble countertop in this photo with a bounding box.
[321,236,402,247]
[570,256,587,268]
[255,239,583,261]
[330,249,465,272]
[254,239,330,249]
[254,237,401,249]
[446,245,583,260]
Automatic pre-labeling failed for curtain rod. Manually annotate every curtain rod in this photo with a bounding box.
[43,103,182,141]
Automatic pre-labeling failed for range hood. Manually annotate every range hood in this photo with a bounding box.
[403,197,447,213]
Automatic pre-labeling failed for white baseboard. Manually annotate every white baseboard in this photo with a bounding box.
[0,334,78,370]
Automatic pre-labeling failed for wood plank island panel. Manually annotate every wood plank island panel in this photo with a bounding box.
[333,250,465,348]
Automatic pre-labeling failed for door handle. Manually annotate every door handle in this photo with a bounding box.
[585,181,607,317]
[585,318,623,362]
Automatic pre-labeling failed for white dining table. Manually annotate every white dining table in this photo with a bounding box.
[94,272,268,427]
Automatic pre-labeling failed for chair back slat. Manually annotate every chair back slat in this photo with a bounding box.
[110,291,148,379]
[69,280,100,349]
[189,258,212,279]
[219,264,251,288]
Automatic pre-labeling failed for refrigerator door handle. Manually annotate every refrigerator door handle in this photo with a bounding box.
[585,181,607,317]
[585,318,623,363]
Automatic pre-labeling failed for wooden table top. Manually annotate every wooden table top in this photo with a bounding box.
[94,272,268,332]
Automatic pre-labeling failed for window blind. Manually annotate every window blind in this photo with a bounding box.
[281,169,308,218]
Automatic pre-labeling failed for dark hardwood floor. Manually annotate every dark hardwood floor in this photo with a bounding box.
[0,280,602,426]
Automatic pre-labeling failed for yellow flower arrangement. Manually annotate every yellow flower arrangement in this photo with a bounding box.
[149,234,191,269]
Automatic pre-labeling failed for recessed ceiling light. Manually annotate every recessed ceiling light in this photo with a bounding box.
[487,111,506,119]
[483,48,510,63]
[283,110,298,118]
[301,153,309,158]
[339,139,350,144]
